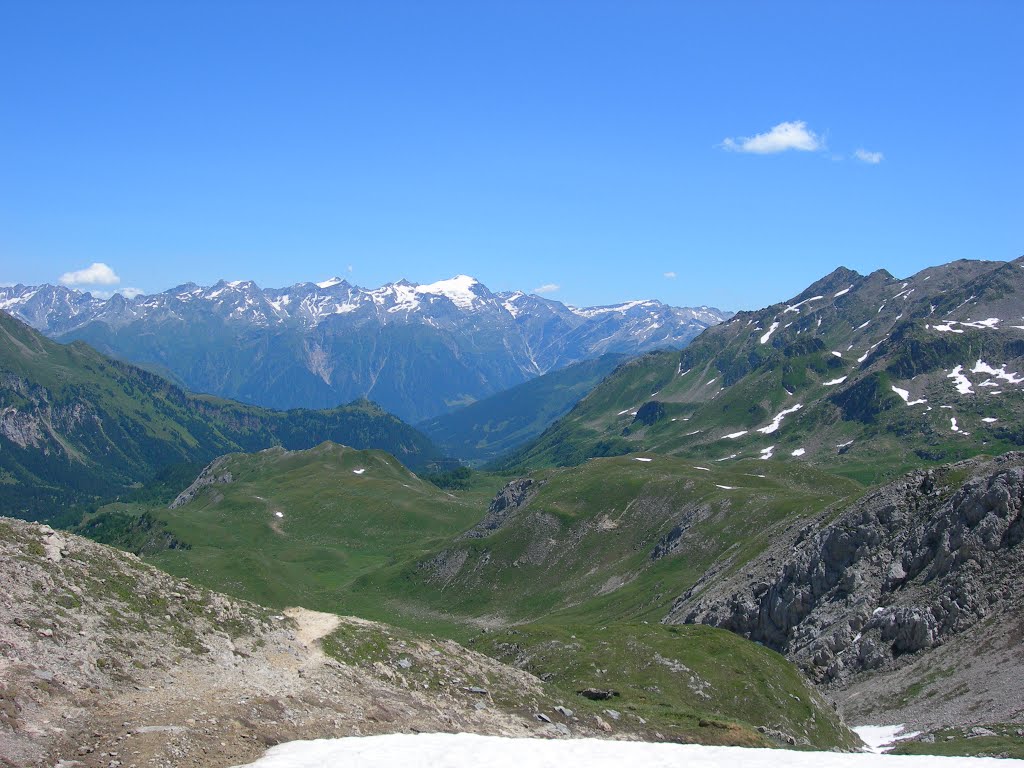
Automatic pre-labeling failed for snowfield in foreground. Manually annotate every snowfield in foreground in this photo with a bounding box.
[233,732,1019,768]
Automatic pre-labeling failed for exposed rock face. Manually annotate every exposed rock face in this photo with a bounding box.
[462,478,538,538]
[169,456,234,509]
[671,454,1024,691]
[632,401,666,427]
[650,504,711,561]
[0,406,45,449]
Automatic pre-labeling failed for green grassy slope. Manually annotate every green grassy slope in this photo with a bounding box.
[0,311,447,522]
[419,353,628,463]
[98,444,859,641]
[498,258,1024,481]
[476,622,860,750]
[129,443,505,614]
[361,453,862,630]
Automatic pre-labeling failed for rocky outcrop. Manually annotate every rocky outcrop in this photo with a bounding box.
[650,504,711,561]
[0,406,45,449]
[169,456,234,508]
[671,454,1024,687]
[461,478,538,538]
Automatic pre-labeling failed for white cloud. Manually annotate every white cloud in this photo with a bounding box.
[664,271,677,279]
[533,283,560,294]
[347,264,354,273]
[722,120,824,154]
[854,148,884,164]
[59,262,120,286]
[120,287,145,299]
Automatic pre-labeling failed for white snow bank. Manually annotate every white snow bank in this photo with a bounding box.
[724,430,748,439]
[231,732,1006,768]
[715,484,735,490]
[823,376,848,386]
[760,321,779,344]
[784,295,823,314]
[791,448,806,457]
[972,359,1023,384]
[890,386,926,406]
[757,403,803,434]
[931,319,1001,333]
[947,366,974,395]
[853,725,921,755]
[633,457,653,462]
[352,468,366,475]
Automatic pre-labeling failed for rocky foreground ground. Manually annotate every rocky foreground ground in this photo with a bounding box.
[0,517,613,768]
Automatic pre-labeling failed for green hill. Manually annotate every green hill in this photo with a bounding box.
[0,311,447,523]
[419,353,628,463]
[361,453,862,629]
[121,445,859,637]
[91,442,503,615]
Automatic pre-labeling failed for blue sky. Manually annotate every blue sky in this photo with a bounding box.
[1,1,1020,310]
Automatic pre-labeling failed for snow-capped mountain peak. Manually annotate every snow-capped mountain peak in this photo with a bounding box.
[316,276,345,289]
[0,275,731,421]
[414,275,483,310]
[570,299,660,319]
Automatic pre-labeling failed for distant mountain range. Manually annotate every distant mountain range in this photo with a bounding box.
[0,276,729,423]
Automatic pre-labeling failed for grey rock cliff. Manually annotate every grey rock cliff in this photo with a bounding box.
[671,454,1024,690]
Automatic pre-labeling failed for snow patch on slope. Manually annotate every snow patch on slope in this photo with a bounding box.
[757,403,803,434]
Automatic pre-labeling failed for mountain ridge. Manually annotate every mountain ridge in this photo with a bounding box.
[0,275,730,422]
[497,256,1024,477]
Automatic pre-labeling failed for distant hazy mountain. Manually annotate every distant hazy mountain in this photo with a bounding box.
[419,353,629,463]
[0,275,729,422]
